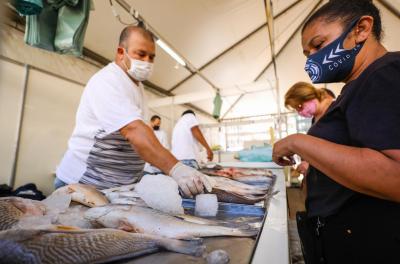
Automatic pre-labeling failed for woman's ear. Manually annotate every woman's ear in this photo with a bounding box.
[355,15,374,43]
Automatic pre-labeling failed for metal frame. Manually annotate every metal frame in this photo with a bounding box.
[220,94,245,120]
[168,0,304,93]
[3,7,215,119]
[0,55,86,87]
[221,0,323,121]
[10,65,30,188]
[254,0,323,81]
[114,0,220,92]
[378,0,400,19]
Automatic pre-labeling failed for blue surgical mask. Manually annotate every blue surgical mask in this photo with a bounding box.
[305,19,364,83]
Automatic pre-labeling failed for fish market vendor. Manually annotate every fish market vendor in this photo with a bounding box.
[55,26,211,198]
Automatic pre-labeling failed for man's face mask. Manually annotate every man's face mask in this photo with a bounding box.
[304,19,364,83]
[153,125,160,131]
[124,50,154,82]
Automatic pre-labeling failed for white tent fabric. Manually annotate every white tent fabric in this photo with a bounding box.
[84,0,400,120]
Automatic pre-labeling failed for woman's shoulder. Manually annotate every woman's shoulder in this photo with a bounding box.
[366,52,400,77]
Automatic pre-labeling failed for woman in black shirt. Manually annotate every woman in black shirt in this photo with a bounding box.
[273,0,400,263]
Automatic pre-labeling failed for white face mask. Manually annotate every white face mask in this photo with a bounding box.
[124,52,154,82]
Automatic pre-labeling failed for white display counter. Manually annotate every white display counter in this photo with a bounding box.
[217,161,289,264]
[251,168,289,264]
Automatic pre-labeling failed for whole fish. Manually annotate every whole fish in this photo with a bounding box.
[205,176,270,204]
[85,205,257,239]
[54,204,96,229]
[0,228,205,264]
[207,176,268,195]
[211,189,267,205]
[200,167,275,187]
[201,167,274,178]
[51,184,109,207]
[0,197,46,230]
[101,184,137,194]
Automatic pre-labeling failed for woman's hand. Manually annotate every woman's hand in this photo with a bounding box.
[272,134,302,166]
[297,161,310,175]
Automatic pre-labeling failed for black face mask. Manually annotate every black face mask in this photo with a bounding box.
[153,125,160,131]
[304,18,364,83]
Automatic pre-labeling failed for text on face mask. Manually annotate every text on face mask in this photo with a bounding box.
[328,54,352,71]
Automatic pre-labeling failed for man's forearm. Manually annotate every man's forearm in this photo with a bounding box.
[191,126,211,151]
[120,120,178,174]
[292,134,400,202]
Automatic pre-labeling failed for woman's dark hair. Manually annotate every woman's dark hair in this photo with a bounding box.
[302,0,382,41]
[182,110,195,116]
[150,115,161,121]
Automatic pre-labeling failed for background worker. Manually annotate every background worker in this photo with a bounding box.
[171,110,214,169]
[284,82,336,175]
[144,115,170,174]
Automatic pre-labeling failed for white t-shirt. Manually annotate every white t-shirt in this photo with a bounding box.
[56,62,148,189]
[154,129,169,150]
[144,129,169,173]
[171,114,200,160]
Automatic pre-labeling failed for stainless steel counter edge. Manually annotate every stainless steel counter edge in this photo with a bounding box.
[251,168,289,264]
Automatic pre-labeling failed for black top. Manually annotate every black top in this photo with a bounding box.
[306,52,400,217]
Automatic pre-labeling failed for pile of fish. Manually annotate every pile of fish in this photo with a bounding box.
[206,176,271,204]
[197,166,275,204]
[0,180,260,263]
[200,166,275,185]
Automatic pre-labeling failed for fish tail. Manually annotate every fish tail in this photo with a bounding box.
[221,226,259,237]
[156,237,205,256]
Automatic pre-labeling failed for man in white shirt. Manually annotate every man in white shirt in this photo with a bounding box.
[172,110,214,169]
[149,115,169,149]
[144,115,169,173]
[55,26,211,198]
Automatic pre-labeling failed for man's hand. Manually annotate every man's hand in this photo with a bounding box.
[207,149,214,161]
[169,162,213,198]
[272,134,299,166]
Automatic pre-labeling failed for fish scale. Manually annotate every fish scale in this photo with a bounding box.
[0,228,204,264]
[0,201,23,230]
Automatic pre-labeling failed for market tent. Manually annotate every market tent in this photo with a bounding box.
[1,0,400,194]
[83,0,400,120]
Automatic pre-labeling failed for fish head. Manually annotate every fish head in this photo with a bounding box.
[204,175,217,190]
[6,197,46,216]
[85,205,132,230]
[64,184,109,207]
[84,206,113,221]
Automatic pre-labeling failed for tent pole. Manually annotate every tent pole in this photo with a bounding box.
[263,0,282,139]
[377,0,400,19]
[10,64,30,188]
[255,0,323,81]
[114,0,220,93]
[221,94,245,120]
